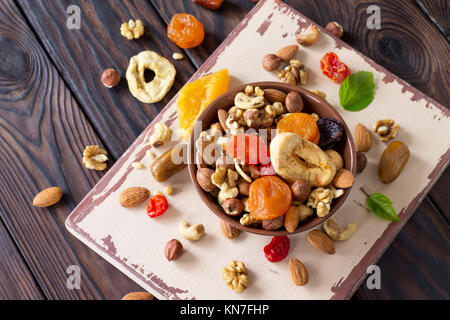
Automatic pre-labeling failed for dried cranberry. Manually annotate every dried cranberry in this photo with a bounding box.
[263,236,290,262]
[316,118,344,150]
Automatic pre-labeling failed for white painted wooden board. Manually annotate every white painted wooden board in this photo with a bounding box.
[66,0,449,300]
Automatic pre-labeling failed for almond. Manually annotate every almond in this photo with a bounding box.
[276,44,299,61]
[33,187,63,207]
[264,88,286,103]
[332,168,354,189]
[307,230,335,254]
[354,123,372,152]
[220,220,240,239]
[289,258,308,286]
[119,187,150,208]
[217,109,229,134]
[121,292,154,300]
[284,205,300,233]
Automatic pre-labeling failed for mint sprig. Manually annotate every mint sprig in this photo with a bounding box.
[361,188,399,222]
[339,71,375,111]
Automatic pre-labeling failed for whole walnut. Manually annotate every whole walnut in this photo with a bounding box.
[291,179,311,203]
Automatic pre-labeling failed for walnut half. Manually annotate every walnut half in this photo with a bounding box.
[120,19,144,40]
[373,119,400,142]
[222,260,249,293]
[82,145,108,170]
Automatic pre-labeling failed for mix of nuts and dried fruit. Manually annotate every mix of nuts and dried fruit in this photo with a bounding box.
[194,84,354,234]
[31,7,414,298]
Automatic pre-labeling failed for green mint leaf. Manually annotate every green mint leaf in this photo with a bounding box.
[339,71,375,111]
[366,193,399,222]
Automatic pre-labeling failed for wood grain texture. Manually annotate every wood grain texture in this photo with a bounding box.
[149,0,450,300]
[0,0,143,299]
[0,219,44,299]
[355,198,450,300]
[415,0,449,39]
[152,0,450,105]
[17,0,196,160]
[429,169,450,223]
[0,0,446,300]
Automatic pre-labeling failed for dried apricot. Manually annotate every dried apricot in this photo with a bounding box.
[167,14,205,49]
[177,69,229,139]
[248,176,292,220]
[277,113,320,144]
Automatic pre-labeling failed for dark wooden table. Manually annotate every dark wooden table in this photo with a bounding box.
[0,0,448,300]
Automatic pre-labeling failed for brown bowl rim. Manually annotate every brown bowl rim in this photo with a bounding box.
[188,82,357,236]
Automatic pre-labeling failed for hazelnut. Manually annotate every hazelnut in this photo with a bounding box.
[101,68,121,88]
[262,54,282,71]
[237,178,250,196]
[325,22,343,38]
[285,91,304,113]
[164,239,183,261]
[221,198,244,216]
[196,168,217,192]
[262,215,285,231]
[296,25,320,46]
[291,179,311,203]
[356,152,367,173]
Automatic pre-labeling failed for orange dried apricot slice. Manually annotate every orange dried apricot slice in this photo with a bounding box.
[277,113,320,144]
[177,69,229,139]
[248,176,292,220]
[167,14,205,49]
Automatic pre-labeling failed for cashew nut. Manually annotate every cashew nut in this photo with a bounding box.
[298,204,314,222]
[234,158,252,183]
[270,132,336,186]
[211,168,239,205]
[324,219,356,241]
[234,92,265,110]
[179,221,205,241]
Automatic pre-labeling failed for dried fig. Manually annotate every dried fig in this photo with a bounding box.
[378,141,410,183]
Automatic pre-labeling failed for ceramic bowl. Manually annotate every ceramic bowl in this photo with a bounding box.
[188,82,357,236]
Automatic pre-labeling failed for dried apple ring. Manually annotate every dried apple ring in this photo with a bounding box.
[126,51,176,103]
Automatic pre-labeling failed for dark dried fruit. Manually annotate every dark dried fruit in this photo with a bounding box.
[356,152,367,173]
[316,118,344,150]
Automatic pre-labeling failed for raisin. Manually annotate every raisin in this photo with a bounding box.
[263,236,290,262]
[316,118,344,150]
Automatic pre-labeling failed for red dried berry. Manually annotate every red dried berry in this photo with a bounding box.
[320,52,350,84]
[263,236,290,262]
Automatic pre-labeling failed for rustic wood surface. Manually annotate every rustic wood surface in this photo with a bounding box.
[0,0,447,299]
